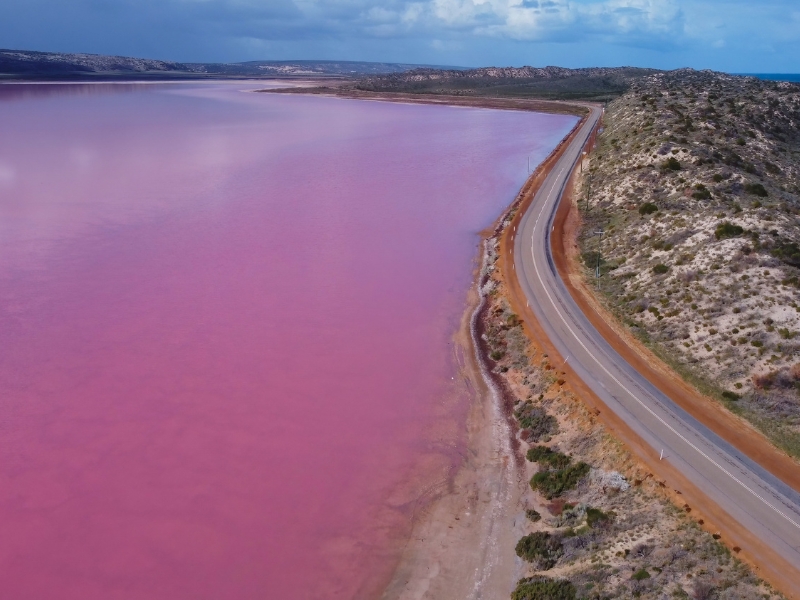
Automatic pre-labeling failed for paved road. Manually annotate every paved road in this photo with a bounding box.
[514,106,800,578]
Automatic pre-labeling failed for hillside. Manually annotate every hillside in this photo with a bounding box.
[482,272,778,600]
[0,49,440,80]
[575,69,800,455]
[354,66,661,101]
[0,49,187,77]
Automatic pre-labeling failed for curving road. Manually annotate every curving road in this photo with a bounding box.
[513,106,800,585]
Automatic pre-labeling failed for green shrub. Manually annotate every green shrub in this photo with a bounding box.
[632,568,651,581]
[744,182,768,197]
[750,340,764,348]
[511,577,576,600]
[779,328,797,340]
[530,462,591,499]
[712,173,723,183]
[714,222,744,240]
[526,445,572,469]
[525,509,542,522]
[692,184,711,200]
[662,157,682,171]
[721,391,740,401]
[639,202,658,215]
[514,532,563,568]
[586,507,612,528]
[771,240,800,267]
[490,350,504,361]
[653,264,669,274]
[515,405,558,442]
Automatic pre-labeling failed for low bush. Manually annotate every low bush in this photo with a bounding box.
[586,507,612,528]
[715,222,744,240]
[525,509,541,522]
[639,202,658,215]
[692,184,711,200]
[514,532,563,569]
[631,568,651,581]
[530,462,591,499]
[721,391,740,401]
[526,445,572,469]
[771,240,800,267]
[662,157,682,171]
[511,577,576,600]
[744,182,768,197]
[515,404,558,442]
[653,264,669,274]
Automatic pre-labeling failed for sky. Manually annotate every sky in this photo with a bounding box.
[1,0,799,72]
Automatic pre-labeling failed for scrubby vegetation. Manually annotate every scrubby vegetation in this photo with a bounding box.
[526,445,572,469]
[354,66,659,102]
[511,576,576,600]
[515,531,563,568]
[576,69,800,457]
[530,461,591,499]
[478,234,782,599]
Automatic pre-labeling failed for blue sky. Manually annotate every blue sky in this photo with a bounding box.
[1,0,799,72]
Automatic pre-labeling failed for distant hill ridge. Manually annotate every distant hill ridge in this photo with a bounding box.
[0,49,187,74]
[365,65,658,81]
[354,65,664,101]
[0,49,458,79]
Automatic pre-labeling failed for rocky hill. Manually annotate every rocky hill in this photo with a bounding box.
[355,66,660,101]
[0,49,188,76]
[576,69,800,455]
[0,49,437,80]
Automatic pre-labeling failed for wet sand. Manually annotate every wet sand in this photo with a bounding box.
[380,248,523,600]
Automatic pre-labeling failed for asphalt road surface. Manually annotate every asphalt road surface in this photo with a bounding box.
[514,106,800,579]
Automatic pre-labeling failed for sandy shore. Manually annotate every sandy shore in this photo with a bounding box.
[379,242,523,600]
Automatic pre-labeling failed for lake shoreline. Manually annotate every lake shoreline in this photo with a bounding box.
[375,107,586,599]
[259,84,587,118]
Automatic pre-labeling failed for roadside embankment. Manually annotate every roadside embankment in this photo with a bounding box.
[492,108,793,598]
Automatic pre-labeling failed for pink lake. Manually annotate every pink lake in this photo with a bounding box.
[0,82,576,599]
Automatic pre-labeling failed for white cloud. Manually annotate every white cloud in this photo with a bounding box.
[304,0,686,47]
[2,0,799,70]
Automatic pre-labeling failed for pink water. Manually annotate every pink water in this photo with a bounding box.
[0,82,576,599]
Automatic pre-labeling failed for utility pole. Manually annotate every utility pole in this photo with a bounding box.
[594,229,604,289]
